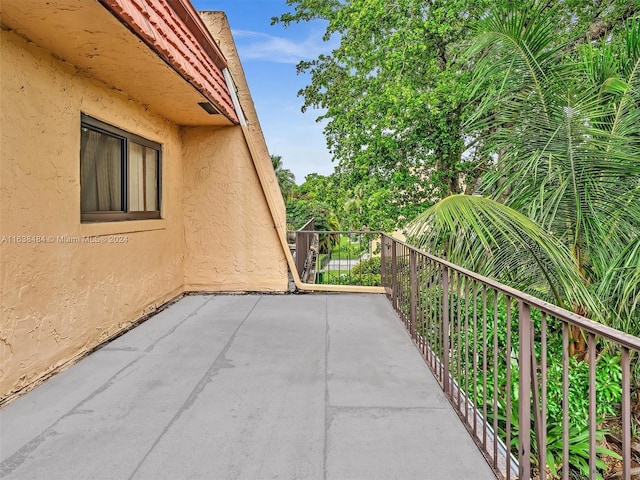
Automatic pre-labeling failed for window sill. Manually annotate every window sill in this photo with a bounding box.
[81,219,167,236]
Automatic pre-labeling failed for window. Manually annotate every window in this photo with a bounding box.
[80,114,161,222]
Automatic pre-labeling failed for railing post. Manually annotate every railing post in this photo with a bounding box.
[391,239,397,309]
[381,234,387,292]
[410,249,417,340]
[294,219,315,281]
[295,231,304,277]
[622,348,631,480]
[442,266,449,394]
[519,301,532,480]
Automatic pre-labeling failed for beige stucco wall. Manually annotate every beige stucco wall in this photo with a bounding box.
[0,20,290,400]
[185,11,288,292]
[182,126,287,291]
[1,6,293,399]
[0,28,186,398]
[200,12,288,233]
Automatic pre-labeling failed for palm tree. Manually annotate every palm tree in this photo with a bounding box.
[408,3,640,336]
[271,154,296,201]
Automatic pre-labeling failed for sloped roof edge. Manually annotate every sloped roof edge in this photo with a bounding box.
[100,0,239,124]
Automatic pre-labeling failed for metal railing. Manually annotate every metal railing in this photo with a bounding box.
[292,229,640,478]
[292,230,381,286]
[380,234,640,480]
[294,219,315,282]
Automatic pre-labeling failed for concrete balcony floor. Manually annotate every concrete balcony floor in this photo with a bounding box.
[1,294,495,480]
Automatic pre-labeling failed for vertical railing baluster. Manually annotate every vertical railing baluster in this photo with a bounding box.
[530,320,542,480]
[381,235,387,293]
[472,280,478,437]
[433,261,438,368]
[442,266,450,395]
[622,347,631,480]
[401,245,405,318]
[506,295,512,480]
[424,258,429,356]
[562,322,569,480]
[588,333,596,480]
[432,262,438,380]
[438,263,444,382]
[493,291,499,471]
[391,240,397,311]
[457,273,463,409]
[418,257,424,355]
[421,259,425,353]
[430,260,436,367]
[482,285,488,452]
[464,278,470,423]
[518,301,532,480]
[540,313,547,480]
[410,250,417,341]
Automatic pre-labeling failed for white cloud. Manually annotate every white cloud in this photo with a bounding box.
[232,29,335,64]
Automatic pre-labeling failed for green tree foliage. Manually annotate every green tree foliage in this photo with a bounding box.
[274,0,496,230]
[558,0,639,44]
[275,0,639,232]
[286,173,340,231]
[271,154,296,201]
[409,3,640,335]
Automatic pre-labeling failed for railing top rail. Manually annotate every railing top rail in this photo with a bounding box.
[296,230,382,235]
[380,233,640,352]
[297,218,315,232]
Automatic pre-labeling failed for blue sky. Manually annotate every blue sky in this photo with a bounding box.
[191,0,336,183]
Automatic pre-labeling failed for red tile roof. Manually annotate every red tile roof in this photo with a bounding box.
[101,0,239,123]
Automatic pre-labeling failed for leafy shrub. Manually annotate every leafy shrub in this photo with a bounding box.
[351,256,381,275]
[335,272,382,286]
[422,290,623,479]
[318,257,382,286]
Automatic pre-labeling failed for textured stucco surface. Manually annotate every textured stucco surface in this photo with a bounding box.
[182,11,288,292]
[182,127,287,291]
[0,0,234,127]
[199,12,288,232]
[0,28,186,399]
[0,18,288,401]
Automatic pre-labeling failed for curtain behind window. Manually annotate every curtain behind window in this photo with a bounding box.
[129,142,158,212]
[80,128,122,212]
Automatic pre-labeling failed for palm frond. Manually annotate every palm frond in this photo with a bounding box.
[599,236,640,334]
[465,1,568,131]
[407,195,602,318]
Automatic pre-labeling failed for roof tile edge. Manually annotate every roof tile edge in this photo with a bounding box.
[99,0,239,124]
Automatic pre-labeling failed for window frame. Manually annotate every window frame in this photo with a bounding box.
[80,114,162,223]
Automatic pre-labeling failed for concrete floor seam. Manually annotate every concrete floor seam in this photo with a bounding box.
[322,292,330,480]
[327,405,445,412]
[143,296,215,353]
[1,294,496,480]
[0,296,216,476]
[0,352,148,476]
[127,295,263,480]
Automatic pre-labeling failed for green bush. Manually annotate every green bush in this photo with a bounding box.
[317,257,382,286]
[351,256,381,275]
[409,288,623,479]
[336,272,382,286]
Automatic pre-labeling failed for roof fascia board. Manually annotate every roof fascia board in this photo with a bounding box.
[223,68,247,127]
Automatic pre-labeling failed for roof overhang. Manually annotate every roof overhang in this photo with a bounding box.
[0,0,239,126]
